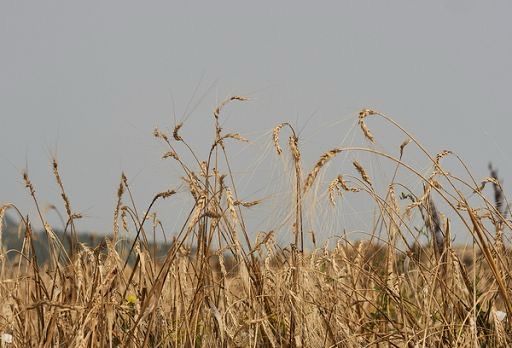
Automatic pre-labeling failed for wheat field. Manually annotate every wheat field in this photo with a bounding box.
[1,99,511,347]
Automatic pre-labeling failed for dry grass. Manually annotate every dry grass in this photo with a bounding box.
[1,102,512,347]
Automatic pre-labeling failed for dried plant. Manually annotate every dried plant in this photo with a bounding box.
[0,102,510,347]
[173,122,183,141]
[273,123,285,155]
[304,148,342,193]
[358,108,376,142]
[352,160,372,186]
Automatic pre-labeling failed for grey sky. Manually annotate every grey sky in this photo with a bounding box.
[1,1,511,243]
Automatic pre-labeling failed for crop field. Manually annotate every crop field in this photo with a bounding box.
[0,99,511,347]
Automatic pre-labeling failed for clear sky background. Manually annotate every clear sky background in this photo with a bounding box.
[1,1,511,243]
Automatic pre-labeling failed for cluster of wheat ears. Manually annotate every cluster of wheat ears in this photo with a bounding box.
[1,98,511,347]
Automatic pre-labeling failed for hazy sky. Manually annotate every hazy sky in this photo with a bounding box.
[1,1,511,242]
